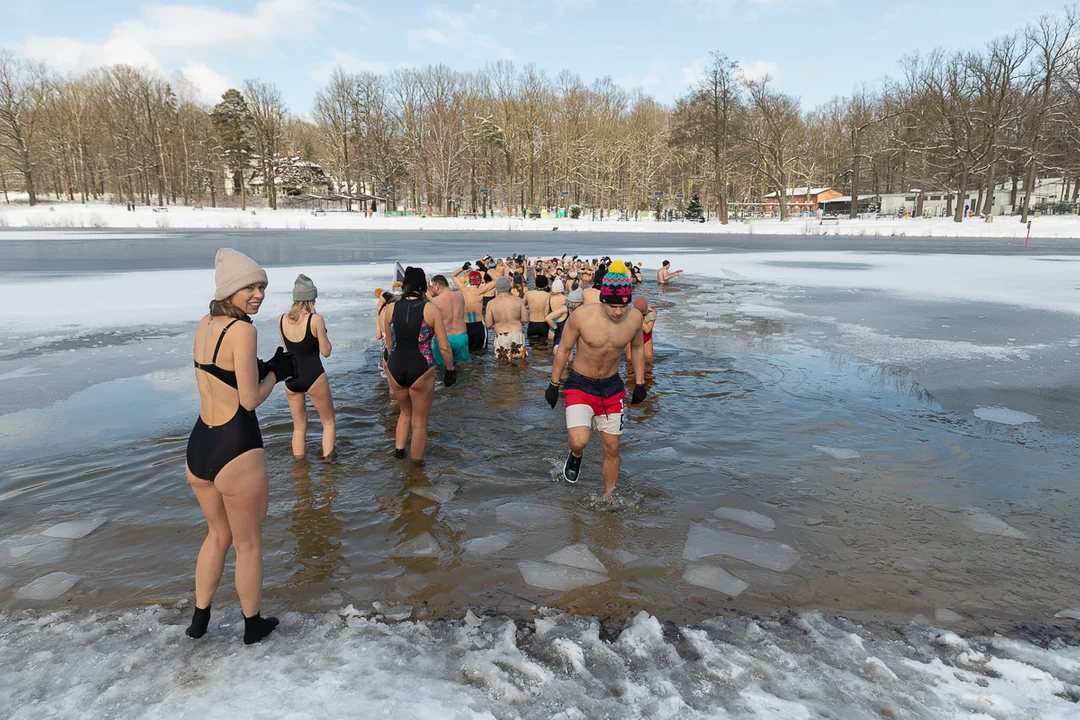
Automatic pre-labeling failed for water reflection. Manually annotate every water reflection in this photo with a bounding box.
[285,457,344,588]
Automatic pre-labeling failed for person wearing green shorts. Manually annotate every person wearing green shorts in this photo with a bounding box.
[428,274,471,368]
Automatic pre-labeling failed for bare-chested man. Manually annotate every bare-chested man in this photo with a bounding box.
[525,275,552,341]
[428,275,470,369]
[451,267,495,349]
[545,261,646,498]
[658,260,684,284]
[486,276,528,362]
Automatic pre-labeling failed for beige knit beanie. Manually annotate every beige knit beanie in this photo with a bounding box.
[214,248,268,301]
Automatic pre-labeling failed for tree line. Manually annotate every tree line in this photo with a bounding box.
[2,6,1079,224]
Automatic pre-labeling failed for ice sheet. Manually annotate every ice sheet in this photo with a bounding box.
[812,445,861,460]
[683,565,750,596]
[544,544,607,574]
[711,508,776,533]
[39,518,106,540]
[973,407,1040,425]
[518,561,609,592]
[495,502,569,530]
[392,532,441,558]
[0,535,73,565]
[682,524,799,572]
[961,509,1028,539]
[464,535,511,556]
[14,571,80,600]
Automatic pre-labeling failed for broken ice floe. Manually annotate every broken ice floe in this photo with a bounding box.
[812,445,861,460]
[15,571,80,600]
[683,566,749,596]
[1054,608,1080,620]
[973,407,1039,425]
[39,518,106,540]
[409,485,456,503]
[544,544,607,574]
[0,535,73,565]
[495,502,569,530]
[371,602,413,621]
[518,560,609,592]
[392,532,441,557]
[710,507,776,533]
[960,508,1027,539]
[935,608,964,624]
[682,524,798,572]
[463,534,511,555]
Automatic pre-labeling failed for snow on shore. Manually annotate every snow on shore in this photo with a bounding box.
[3,201,1080,238]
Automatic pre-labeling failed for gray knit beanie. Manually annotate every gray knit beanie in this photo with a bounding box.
[214,248,268,301]
[495,276,512,292]
[293,274,317,302]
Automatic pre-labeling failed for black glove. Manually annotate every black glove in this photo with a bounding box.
[631,384,648,404]
[463,261,472,270]
[264,346,296,383]
[545,381,561,409]
[444,368,457,387]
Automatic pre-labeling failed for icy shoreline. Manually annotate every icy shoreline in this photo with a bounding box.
[4,202,1080,238]
[3,604,1078,719]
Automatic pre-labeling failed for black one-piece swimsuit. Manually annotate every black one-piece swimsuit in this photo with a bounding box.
[280,314,325,393]
[186,318,264,482]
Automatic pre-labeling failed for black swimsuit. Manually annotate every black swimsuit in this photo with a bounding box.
[186,318,264,482]
[387,297,435,388]
[280,314,325,393]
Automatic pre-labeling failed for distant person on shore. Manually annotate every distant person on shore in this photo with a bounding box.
[545,261,646,499]
[428,274,470,370]
[279,274,335,459]
[185,248,295,645]
[380,267,456,462]
[486,276,528,362]
[658,260,683,284]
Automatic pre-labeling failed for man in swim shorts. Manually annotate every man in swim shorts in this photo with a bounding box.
[453,267,495,350]
[545,261,646,499]
[428,274,471,368]
[486,276,528,362]
[525,274,552,341]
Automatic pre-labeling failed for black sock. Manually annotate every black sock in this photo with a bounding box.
[243,612,279,645]
[394,448,406,459]
[186,604,211,639]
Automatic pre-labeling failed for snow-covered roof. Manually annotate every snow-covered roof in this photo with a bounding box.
[763,187,835,198]
[995,177,1063,192]
[821,194,877,203]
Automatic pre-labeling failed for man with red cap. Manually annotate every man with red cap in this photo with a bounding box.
[545,261,647,499]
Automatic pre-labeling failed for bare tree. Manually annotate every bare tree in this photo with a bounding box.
[0,50,52,205]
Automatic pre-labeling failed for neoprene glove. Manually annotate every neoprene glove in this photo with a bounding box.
[444,368,457,387]
[631,384,648,404]
[545,381,561,409]
[463,261,472,270]
[265,346,296,383]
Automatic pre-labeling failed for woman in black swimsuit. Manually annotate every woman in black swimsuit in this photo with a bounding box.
[280,274,335,459]
[378,266,456,461]
[184,248,294,645]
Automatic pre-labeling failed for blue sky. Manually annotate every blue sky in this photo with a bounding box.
[0,0,1068,112]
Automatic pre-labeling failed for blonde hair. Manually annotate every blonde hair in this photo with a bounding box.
[287,300,315,322]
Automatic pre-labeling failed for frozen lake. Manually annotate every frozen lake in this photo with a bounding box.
[1,229,1079,718]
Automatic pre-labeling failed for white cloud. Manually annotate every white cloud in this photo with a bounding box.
[674,0,736,16]
[680,56,708,87]
[405,5,510,56]
[310,52,391,83]
[738,60,781,84]
[20,0,326,75]
[180,63,234,105]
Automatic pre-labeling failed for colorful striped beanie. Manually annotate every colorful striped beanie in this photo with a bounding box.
[599,260,633,305]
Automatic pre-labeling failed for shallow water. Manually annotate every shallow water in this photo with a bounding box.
[2,231,1079,717]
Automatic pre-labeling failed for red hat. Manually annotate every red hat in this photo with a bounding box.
[468,271,483,286]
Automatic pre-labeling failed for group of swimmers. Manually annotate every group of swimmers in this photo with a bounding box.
[183,248,684,644]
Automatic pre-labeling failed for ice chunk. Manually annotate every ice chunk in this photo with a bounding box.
[372,602,413,621]
[463,534,510,555]
[973,406,1039,425]
[0,535,73,565]
[544,544,606,573]
[1054,608,1080,620]
[813,445,861,460]
[682,524,798,571]
[392,532,441,557]
[961,508,1027,539]
[518,561,608,592]
[15,571,80,600]
[409,485,456,503]
[935,608,964,624]
[683,566,748,596]
[711,507,776,533]
[495,502,569,529]
[831,466,864,476]
[39,517,106,540]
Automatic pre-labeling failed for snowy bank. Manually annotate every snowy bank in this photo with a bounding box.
[4,202,1080,238]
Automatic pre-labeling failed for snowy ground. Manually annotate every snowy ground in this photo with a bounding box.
[3,200,1080,238]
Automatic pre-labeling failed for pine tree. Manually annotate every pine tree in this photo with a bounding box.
[211,89,253,210]
[685,192,704,220]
